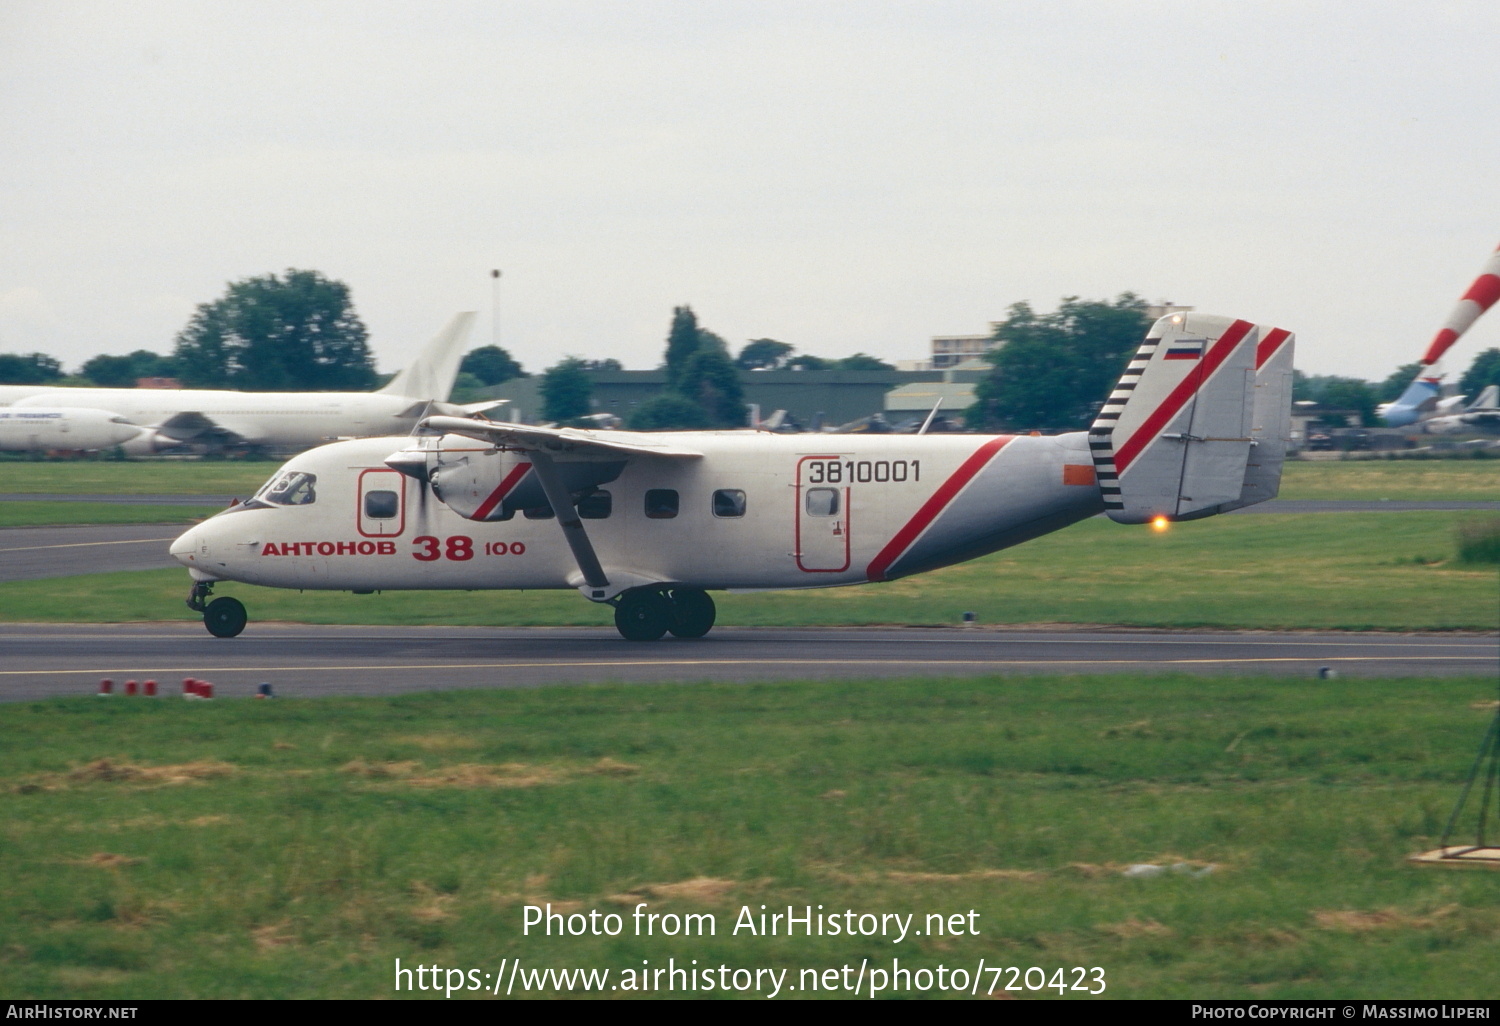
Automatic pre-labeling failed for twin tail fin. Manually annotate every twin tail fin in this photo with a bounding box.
[1088,312,1294,524]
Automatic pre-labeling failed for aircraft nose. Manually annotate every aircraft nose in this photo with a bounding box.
[170,523,206,568]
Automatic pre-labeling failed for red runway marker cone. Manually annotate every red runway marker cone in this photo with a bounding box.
[98,678,113,696]
[183,677,197,699]
[199,682,214,699]
[124,680,138,696]
[144,679,157,697]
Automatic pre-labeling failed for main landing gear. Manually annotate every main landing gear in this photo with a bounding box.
[187,581,247,639]
[613,588,716,642]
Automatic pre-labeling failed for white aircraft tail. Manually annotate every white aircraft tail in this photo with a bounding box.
[1468,384,1499,411]
[378,312,476,401]
[1089,313,1295,524]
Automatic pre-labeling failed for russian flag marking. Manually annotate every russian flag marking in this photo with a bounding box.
[1163,339,1205,361]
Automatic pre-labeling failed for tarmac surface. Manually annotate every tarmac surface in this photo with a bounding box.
[0,623,1494,702]
[0,524,185,580]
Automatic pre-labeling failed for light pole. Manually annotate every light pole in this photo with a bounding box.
[490,269,501,350]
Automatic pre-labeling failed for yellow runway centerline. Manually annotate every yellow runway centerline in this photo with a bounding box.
[0,654,1484,677]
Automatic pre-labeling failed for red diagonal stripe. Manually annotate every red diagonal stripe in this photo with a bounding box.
[1255,327,1290,369]
[865,436,1013,582]
[1462,273,1500,312]
[472,462,532,521]
[1423,327,1461,366]
[1114,319,1253,473]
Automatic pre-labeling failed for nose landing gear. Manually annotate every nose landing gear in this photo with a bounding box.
[187,581,247,638]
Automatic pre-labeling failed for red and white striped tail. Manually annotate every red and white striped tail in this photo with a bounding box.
[1422,243,1500,367]
[1089,312,1294,524]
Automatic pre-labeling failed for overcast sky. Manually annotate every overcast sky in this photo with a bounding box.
[2,0,1497,383]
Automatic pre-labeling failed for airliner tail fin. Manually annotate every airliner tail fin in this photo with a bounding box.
[378,312,476,401]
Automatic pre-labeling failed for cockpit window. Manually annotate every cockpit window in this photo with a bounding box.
[259,471,318,506]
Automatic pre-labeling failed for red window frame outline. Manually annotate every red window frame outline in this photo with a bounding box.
[794,455,850,573]
[356,468,406,539]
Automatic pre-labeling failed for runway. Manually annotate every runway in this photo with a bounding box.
[0,525,184,580]
[0,623,1493,702]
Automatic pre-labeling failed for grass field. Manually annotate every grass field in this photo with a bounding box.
[1278,460,1497,501]
[2,512,1494,630]
[1,454,1495,501]
[2,674,1496,999]
[0,502,221,528]
[0,460,274,496]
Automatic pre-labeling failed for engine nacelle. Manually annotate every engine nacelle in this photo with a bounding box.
[406,435,624,521]
[119,429,185,456]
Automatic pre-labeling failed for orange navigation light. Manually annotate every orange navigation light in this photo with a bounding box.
[1151,515,1171,533]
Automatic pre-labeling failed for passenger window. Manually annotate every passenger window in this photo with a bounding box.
[577,489,612,520]
[364,490,399,520]
[523,505,554,520]
[644,489,678,519]
[712,489,746,518]
[805,487,839,517]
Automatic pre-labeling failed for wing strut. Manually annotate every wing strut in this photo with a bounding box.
[526,451,611,596]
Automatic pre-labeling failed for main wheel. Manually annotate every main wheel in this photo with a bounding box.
[203,596,247,638]
[667,589,716,639]
[614,589,672,641]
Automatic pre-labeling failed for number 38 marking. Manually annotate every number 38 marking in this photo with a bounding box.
[412,536,526,561]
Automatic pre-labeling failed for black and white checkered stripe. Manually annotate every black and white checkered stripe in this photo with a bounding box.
[1089,336,1159,510]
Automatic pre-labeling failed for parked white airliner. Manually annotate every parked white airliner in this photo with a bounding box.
[0,407,146,452]
[171,313,1295,641]
[0,386,56,406]
[9,313,476,454]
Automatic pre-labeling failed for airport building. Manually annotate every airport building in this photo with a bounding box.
[477,367,953,429]
[906,303,1193,372]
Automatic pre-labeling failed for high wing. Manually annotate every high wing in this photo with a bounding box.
[386,416,704,602]
[414,415,704,460]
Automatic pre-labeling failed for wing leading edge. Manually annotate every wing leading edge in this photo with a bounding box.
[413,415,704,460]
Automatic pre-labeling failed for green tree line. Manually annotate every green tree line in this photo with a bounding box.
[0,269,526,394]
[7,272,1500,434]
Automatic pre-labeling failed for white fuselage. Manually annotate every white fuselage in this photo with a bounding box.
[172,432,1106,594]
[0,385,57,406]
[0,406,145,452]
[12,388,425,449]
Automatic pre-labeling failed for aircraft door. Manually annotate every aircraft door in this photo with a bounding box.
[795,456,850,572]
[357,468,407,538]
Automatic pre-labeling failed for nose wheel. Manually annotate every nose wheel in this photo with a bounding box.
[187,581,247,638]
[203,597,247,638]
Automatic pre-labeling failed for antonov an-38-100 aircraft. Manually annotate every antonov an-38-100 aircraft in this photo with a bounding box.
[170,312,1294,640]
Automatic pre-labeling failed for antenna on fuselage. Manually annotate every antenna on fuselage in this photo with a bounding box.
[918,397,944,436]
